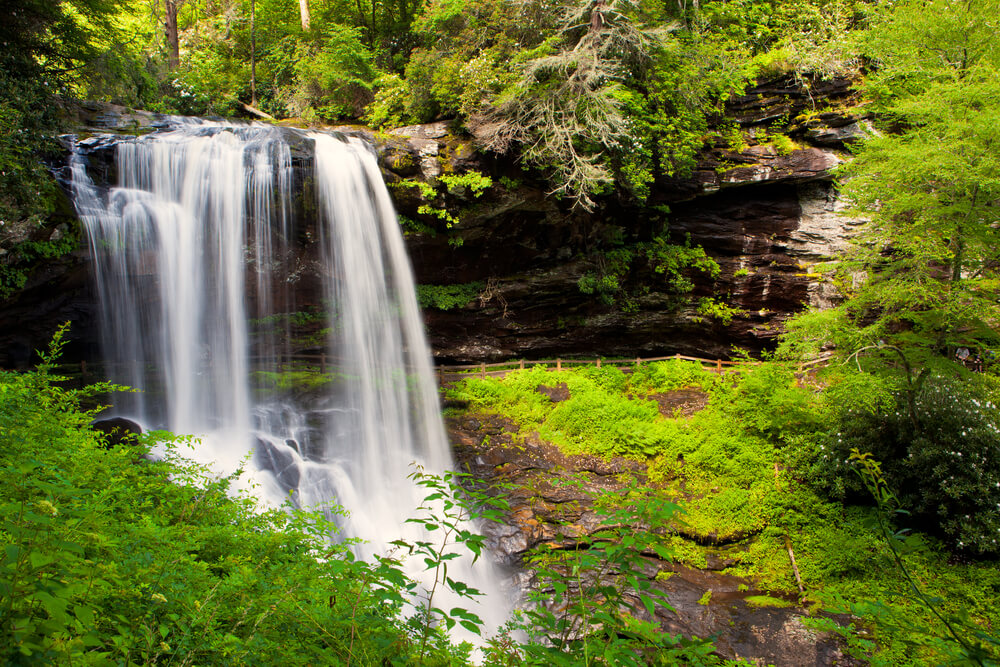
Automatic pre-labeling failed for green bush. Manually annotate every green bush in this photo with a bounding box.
[415,282,484,310]
[0,329,465,664]
[722,364,824,443]
[813,376,1000,557]
[287,26,377,121]
[628,359,716,395]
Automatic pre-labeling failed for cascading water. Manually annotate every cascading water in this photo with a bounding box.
[68,121,505,636]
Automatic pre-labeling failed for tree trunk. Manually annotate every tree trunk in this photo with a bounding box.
[165,0,180,69]
[299,0,311,31]
[251,0,257,106]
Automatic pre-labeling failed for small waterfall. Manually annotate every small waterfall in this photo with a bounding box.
[69,121,505,637]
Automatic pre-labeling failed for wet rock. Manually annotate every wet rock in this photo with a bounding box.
[379,141,421,177]
[805,121,865,146]
[91,417,142,448]
[387,121,453,140]
[254,437,301,492]
[650,389,710,418]
[653,565,860,666]
[535,382,570,403]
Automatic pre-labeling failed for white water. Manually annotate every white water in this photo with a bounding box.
[69,122,505,638]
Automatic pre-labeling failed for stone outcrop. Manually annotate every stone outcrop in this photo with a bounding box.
[373,75,865,362]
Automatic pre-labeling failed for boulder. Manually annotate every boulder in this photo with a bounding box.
[91,417,142,448]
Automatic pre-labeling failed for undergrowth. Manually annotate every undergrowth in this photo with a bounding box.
[447,359,1000,664]
[0,328,467,665]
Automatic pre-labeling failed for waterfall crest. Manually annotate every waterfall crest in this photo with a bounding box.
[69,121,504,634]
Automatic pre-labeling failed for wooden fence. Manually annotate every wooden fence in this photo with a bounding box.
[53,352,834,384]
[434,353,834,381]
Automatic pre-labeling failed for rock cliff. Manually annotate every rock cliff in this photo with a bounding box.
[381,75,865,362]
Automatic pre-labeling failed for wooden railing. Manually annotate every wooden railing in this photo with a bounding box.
[434,353,835,381]
[51,352,835,383]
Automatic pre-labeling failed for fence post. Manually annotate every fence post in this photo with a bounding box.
[481,362,486,379]
[635,357,641,366]
[557,358,562,372]
[520,359,525,370]
[675,353,680,361]
[320,353,327,374]
[717,359,722,371]
[596,358,601,369]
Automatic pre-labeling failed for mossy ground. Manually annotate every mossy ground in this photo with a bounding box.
[445,360,1000,664]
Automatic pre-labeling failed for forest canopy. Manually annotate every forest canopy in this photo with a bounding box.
[1,0,876,214]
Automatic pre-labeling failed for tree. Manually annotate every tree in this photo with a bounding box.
[471,0,662,209]
[0,0,127,238]
[299,0,310,31]
[165,0,185,69]
[836,0,1000,361]
[781,0,1000,371]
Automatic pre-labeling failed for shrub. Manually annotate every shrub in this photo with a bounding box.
[813,376,1000,557]
[286,26,377,120]
[0,329,463,664]
[723,364,824,443]
[415,282,484,310]
[629,359,716,395]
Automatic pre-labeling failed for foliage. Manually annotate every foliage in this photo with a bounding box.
[416,282,484,310]
[0,235,77,301]
[439,171,493,196]
[365,0,551,126]
[609,30,753,201]
[838,451,1000,664]
[392,171,492,240]
[694,297,745,326]
[513,480,725,665]
[809,375,1000,557]
[629,357,716,394]
[449,358,1000,663]
[0,327,474,665]
[782,0,1000,373]
[0,0,127,247]
[576,234,723,311]
[645,234,720,290]
[402,468,509,656]
[577,248,634,306]
[0,66,59,236]
[283,25,378,120]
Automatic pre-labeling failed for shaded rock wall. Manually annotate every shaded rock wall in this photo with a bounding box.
[386,76,864,362]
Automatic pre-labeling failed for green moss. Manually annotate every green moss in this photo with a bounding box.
[251,368,334,393]
[446,360,1000,663]
[745,595,795,609]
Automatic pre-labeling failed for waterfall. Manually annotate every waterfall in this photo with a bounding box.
[69,121,505,637]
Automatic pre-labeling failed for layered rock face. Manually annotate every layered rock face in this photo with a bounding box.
[385,76,865,362]
[0,76,864,366]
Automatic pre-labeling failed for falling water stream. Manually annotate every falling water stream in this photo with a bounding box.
[68,121,505,639]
